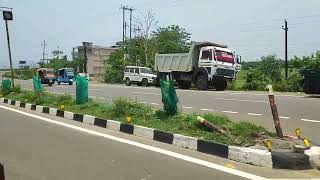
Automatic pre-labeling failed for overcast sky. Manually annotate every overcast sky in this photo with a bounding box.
[1,0,320,68]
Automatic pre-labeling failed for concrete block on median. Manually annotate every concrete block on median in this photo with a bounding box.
[26,103,32,110]
[36,105,44,113]
[49,108,58,116]
[305,146,320,169]
[64,111,74,120]
[7,99,11,105]
[0,98,4,103]
[15,101,21,107]
[83,115,95,125]
[228,146,272,168]
[107,120,121,131]
[173,134,198,150]
[133,125,154,140]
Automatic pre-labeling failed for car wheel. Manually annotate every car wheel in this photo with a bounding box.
[58,81,61,85]
[125,78,131,86]
[142,78,148,87]
[196,75,208,90]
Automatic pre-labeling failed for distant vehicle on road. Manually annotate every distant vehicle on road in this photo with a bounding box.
[57,68,74,85]
[123,66,157,86]
[37,68,55,86]
[155,41,240,90]
[302,69,320,94]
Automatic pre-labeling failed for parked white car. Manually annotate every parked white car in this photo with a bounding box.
[123,66,157,86]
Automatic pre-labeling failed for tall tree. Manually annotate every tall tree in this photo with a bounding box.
[134,10,158,65]
[152,25,191,54]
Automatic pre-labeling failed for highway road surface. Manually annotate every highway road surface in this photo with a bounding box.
[1,104,320,180]
[17,79,320,143]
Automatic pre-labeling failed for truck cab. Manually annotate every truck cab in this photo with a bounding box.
[155,41,240,91]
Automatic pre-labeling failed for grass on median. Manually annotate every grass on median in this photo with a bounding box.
[4,90,274,146]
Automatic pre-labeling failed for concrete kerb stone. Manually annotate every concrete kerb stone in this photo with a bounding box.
[305,146,320,169]
[133,125,154,140]
[64,111,74,120]
[0,98,4,103]
[228,146,273,168]
[15,101,21,107]
[83,115,95,125]
[36,105,44,113]
[173,134,198,150]
[49,108,58,116]
[7,99,11,105]
[107,120,121,131]
[25,103,32,110]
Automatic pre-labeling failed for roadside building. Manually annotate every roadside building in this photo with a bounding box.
[73,43,118,78]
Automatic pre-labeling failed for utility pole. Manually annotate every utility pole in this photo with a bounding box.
[122,5,125,50]
[83,43,87,74]
[120,5,134,49]
[282,19,288,80]
[2,9,14,87]
[41,40,47,65]
[129,8,133,40]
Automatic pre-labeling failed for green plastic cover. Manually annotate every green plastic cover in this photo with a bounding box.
[76,76,88,104]
[1,79,12,95]
[33,76,43,93]
[160,80,178,115]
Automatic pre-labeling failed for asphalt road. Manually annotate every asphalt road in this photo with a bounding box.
[17,79,320,143]
[1,104,319,179]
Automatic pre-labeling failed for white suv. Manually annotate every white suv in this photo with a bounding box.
[123,66,157,86]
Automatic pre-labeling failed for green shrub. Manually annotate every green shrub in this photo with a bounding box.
[243,69,270,90]
[110,98,155,121]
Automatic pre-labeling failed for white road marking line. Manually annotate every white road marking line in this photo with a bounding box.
[279,116,290,119]
[301,118,320,123]
[132,92,161,96]
[99,97,107,100]
[212,97,269,104]
[182,106,193,109]
[141,102,148,104]
[0,105,267,180]
[89,89,102,91]
[201,108,215,112]
[150,103,159,105]
[222,111,239,114]
[247,113,262,116]
[89,96,97,98]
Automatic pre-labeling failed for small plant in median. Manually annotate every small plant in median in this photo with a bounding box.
[4,90,273,146]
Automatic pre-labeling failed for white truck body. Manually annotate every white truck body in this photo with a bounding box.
[155,41,239,90]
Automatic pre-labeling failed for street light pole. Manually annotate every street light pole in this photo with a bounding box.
[2,10,14,87]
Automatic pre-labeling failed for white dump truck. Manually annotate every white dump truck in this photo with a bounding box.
[155,41,240,90]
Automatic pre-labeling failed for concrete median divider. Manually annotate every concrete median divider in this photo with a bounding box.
[133,125,154,140]
[107,120,121,131]
[83,115,95,125]
[1,98,320,170]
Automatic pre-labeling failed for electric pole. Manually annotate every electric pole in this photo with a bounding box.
[120,5,134,49]
[282,19,288,80]
[129,8,133,40]
[41,40,47,65]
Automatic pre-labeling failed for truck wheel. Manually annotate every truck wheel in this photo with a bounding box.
[196,75,208,90]
[69,82,73,85]
[58,81,61,85]
[142,78,148,87]
[214,79,228,91]
[177,81,191,89]
[48,82,53,86]
[125,78,131,86]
